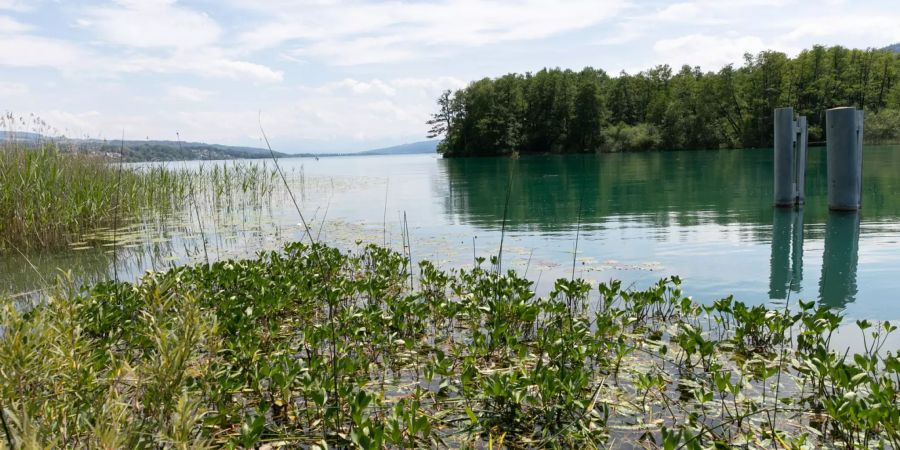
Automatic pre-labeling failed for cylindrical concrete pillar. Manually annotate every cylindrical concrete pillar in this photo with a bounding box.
[774,107,796,207]
[795,116,808,204]
[826,107,864,210]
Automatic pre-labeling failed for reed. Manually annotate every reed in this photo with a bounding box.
[0,142,191,251]
[0,140,283,252]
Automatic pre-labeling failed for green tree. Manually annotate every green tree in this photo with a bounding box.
[430,44,900,157]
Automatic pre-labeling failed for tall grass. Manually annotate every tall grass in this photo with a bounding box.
[0,143,189,251]
[0,139,285,252]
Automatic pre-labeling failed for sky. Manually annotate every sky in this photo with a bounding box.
[1,0,899,153]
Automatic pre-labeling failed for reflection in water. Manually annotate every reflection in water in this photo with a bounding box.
[439,151,780,231]
[768,208,804,299]
[0,238,176,306]
[435,147,899,314]
[819,211,860,308]
[437,147,900,232]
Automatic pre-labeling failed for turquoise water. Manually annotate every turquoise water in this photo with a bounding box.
[2,147,899,321]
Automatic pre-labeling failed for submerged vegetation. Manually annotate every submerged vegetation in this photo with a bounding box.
[429,44,900,156]
[2,242,898,448]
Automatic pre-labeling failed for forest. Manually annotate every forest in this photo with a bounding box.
[428,45,900,156]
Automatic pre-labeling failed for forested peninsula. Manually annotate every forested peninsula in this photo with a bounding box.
[427,45,900,157]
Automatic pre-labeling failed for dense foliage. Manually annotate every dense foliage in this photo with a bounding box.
[429,45,900,156]
[3,242,898,448]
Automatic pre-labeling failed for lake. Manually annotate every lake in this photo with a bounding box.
[2,146,899,321]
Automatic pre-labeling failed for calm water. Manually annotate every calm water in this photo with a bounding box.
[3,146,899,321]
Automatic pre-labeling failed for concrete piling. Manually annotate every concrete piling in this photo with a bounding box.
[826,107,864,210]
[795,116,808,204]
[774,108,795,206]
[773,107,808,207]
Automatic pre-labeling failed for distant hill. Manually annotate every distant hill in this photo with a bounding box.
[884,43,900,53]
[357,140,439,155]
[4,131,437,161]
[0,131,43,142]
[1,132,284,162]
[94,140,283,162]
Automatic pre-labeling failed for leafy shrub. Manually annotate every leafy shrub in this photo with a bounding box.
[1,243,898,448]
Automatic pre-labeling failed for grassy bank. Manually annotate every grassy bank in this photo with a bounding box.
[1,242,897,449]
[0,144,189,251]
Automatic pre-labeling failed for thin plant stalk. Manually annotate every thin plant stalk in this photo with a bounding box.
[497,173,513,273]
[177,133,209,266]
[258,115,313,243]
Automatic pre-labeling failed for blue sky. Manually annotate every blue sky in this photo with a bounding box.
[1,0,899,152]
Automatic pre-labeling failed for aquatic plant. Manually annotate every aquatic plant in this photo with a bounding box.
[0,143,190,251]
[1,242,897,448]
[0,140,282,253]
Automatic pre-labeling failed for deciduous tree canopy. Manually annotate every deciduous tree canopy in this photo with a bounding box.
[429,45,900,157]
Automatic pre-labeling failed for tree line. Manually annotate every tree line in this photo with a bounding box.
[93,141,283,162]
[427,45,900,157]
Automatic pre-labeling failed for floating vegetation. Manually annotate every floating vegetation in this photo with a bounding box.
[1,242,898,448]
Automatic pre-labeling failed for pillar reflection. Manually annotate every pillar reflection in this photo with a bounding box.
[819,211,860,308]
[769,208,804,300]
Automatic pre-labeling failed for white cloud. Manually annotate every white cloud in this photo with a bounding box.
[163,76,460,148]
[16,74,459,151]
[653,0,784,23]
[206,58,284,82]
[0,14,29,32]
[0,35,85,68]
[165,99,427,149]
[317,78,397,96]
[0,81,28,96]
[653,34,767,70]
[0,0,30,12]
[258,76,471,145]
[234,0,628,65]
[291,36,419,66]
[71,1,282,83]
[4,0,900,151]
[313,76,466,98]
[391,76,467,97]
[391,76,466,89]
[0,34,281,82]
[167,85,214,102]
[37,110,104,138]
[784,14,900,46]
[80,0,221,50]
[115,53,284,83]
